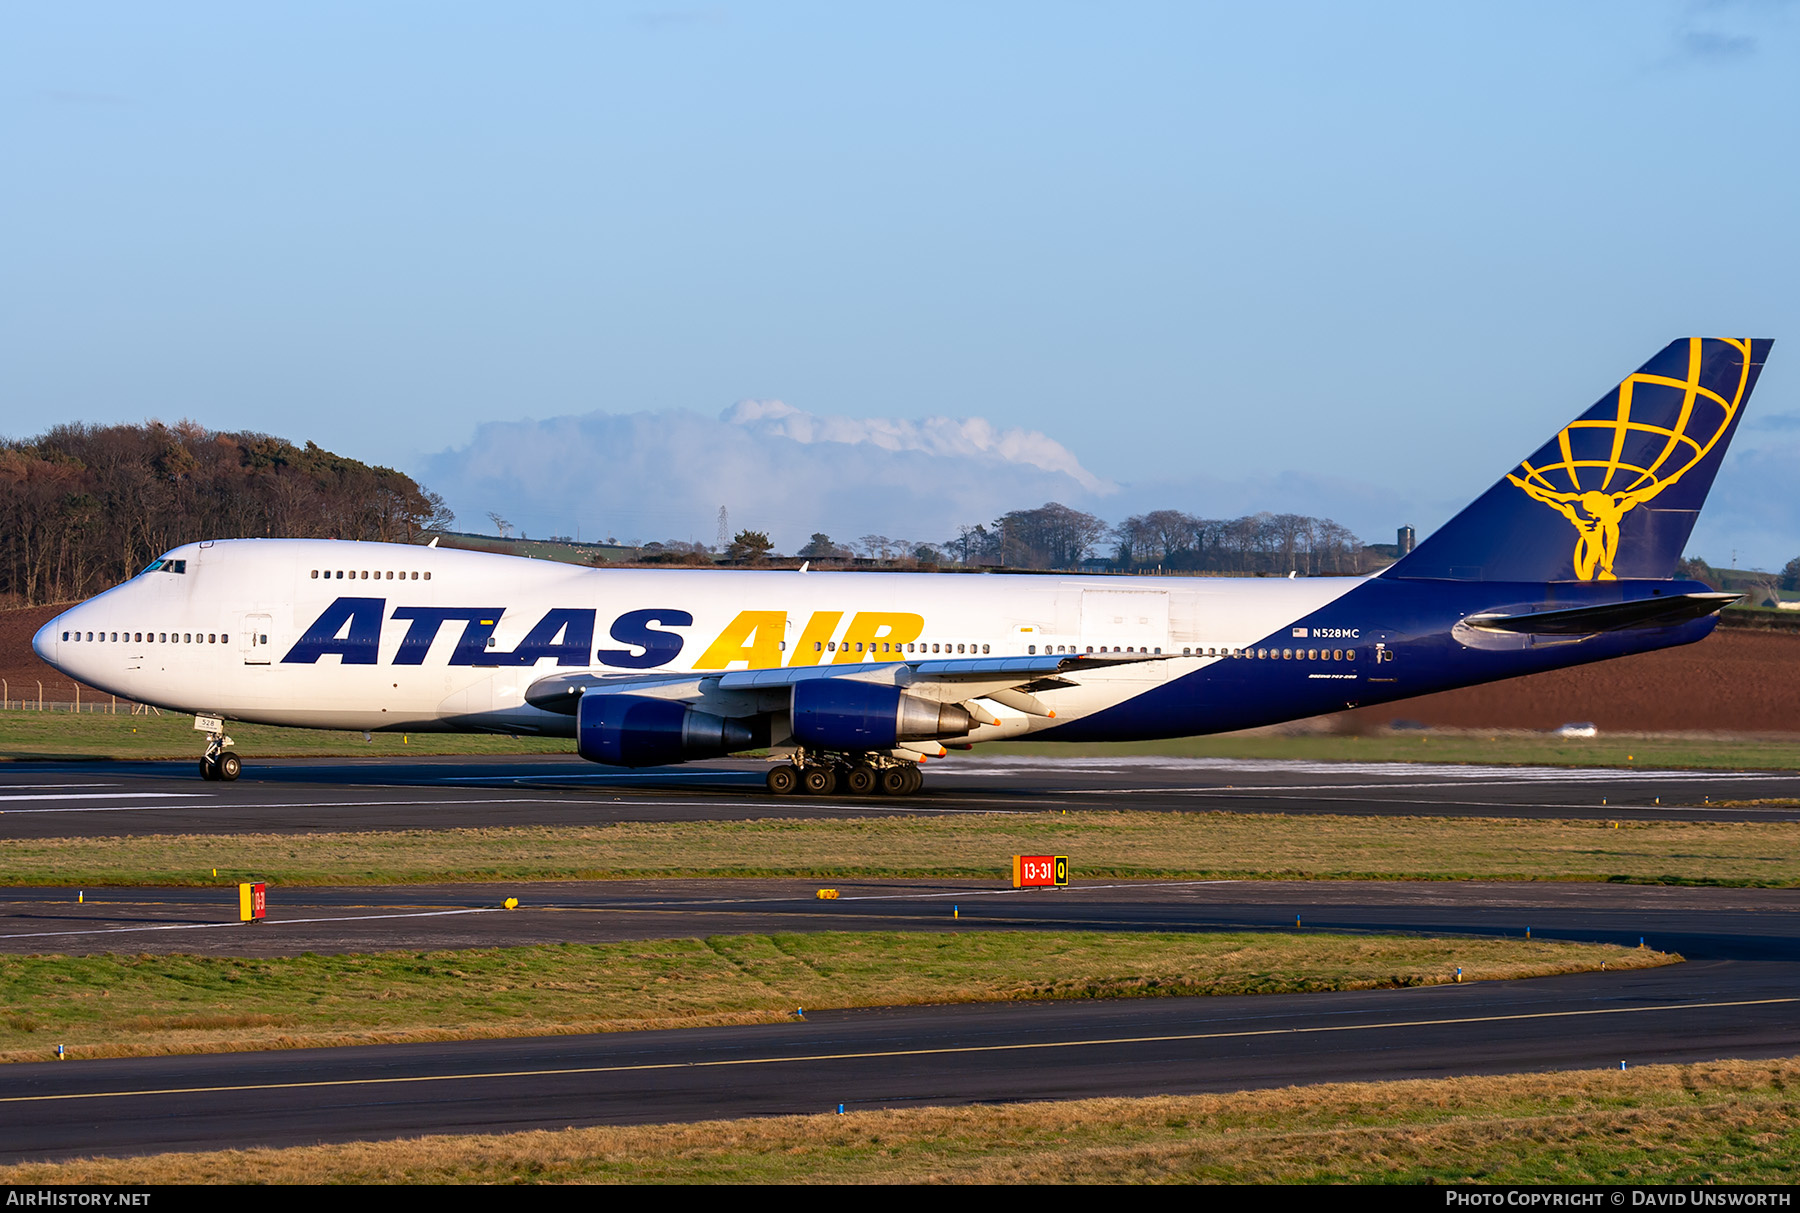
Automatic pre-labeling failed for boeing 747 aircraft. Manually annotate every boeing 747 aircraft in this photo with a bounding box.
[33,338,1769,794]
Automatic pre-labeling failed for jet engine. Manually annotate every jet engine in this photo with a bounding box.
[790,680,973,750]
[577,693,762,767]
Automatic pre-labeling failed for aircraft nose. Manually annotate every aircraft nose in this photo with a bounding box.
[32,615,62,666]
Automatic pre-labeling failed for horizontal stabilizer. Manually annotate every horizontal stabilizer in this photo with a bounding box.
[1463,592,1740,635]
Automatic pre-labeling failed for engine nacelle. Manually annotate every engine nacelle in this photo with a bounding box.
[790,680,973,750]
[577,693,761,767]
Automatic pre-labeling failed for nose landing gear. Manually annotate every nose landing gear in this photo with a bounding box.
[197,719,242,782]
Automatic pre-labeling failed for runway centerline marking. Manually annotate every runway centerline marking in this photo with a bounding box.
[10,996,1792,1106]
[0,797,581,815]
[0,907,504,942]
[1081,791,1800,816]
[440,793,1030,816]
[0,792,211,804]
[1063,776,1800,795]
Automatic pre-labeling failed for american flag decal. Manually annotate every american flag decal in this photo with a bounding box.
[1292,627,1308,638]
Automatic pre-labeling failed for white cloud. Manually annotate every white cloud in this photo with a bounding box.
[425,398,1786,566]
[720,400,1112,493]
[423,401,1115,550]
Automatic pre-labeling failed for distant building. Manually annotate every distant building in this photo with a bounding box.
[1398,525,1415,554]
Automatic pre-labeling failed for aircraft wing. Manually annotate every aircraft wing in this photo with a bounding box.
[524,652,1164,717]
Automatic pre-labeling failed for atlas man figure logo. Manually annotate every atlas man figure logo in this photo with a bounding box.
[1506,337,1754,581]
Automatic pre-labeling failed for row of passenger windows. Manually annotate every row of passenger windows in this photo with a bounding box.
[56,628,1361,664]
[816,641,991,655]
[1023,643,1358,660]
[63,631,228,644]
[312,569,429,580]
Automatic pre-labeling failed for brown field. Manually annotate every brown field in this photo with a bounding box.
[9,601,1800,733]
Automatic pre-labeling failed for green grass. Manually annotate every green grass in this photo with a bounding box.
[3,811,1796,887]
[7,708,1800,768]
[0,931,1666,1063]
[0,708,569,760]
[5,1057,1794,1183]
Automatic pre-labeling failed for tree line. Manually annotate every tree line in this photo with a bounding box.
[1,422,453,606]
[721,503,1378,575]
[1,418,1379,606]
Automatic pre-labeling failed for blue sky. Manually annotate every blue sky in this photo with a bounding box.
[6,2,1798,564]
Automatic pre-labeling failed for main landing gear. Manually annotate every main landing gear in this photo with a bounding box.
[198,723,241,782]
[765,753,924,797]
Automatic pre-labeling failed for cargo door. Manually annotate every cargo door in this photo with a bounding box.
[1080,590,1170,651]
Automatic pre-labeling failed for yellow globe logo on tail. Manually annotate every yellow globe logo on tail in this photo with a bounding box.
[1506,338,1754,580]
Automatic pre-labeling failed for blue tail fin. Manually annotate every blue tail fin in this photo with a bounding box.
[1385,337,1771,582]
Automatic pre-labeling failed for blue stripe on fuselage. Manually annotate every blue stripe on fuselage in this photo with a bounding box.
[1040,577,1720,741]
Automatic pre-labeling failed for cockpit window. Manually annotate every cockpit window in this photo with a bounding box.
[140,560,165,575]
[140,558,187,575]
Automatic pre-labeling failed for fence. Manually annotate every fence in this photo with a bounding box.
[0,680,156,715]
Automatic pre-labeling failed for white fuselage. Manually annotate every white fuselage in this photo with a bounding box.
[32,539,1363,742]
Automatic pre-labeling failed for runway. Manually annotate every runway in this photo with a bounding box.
[3,751,1800,840]
[2,754,1798,1163]
[2,878,1797,1162]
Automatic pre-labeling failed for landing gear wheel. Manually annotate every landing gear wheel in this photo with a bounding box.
[844,765,878,795]
[199,757,220,781]
[801,766,838,796]
[878,767,911,796]
[217,752,242,782]
[766,765,799,795]
[901,765,924,795]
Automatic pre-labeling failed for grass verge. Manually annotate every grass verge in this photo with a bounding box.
[4,1056,1792,1183]
[7,709,1800,768]
[3,811,1798,887]
[0,709,568,761]
[0,931,1667,1063]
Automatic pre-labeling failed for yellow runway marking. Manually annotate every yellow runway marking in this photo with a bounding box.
[7,996,1792,1105]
